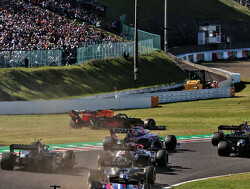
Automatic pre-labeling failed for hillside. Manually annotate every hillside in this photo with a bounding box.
[0,51,187,101]
[100,0,250,48]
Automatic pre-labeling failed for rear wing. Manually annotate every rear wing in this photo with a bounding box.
[10,144,40,152]
[225,134,250,141]
[108,144,136,151]
[150,126,166,130]
[218,125,241,131]
[101,160,133,168]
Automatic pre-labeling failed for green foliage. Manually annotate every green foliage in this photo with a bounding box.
[0,51,187,101]
[100,0,250,24]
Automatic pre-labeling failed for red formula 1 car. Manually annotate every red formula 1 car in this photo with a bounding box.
[68,109,166,130]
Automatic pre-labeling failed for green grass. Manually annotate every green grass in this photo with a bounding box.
[0,78,249,146]
[174,172,250,189]
[99,0,250,24]
[0,51,187,101]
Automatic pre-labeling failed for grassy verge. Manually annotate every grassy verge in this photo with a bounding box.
[0,78,249,146]
[0,51,187,101]
[173,172,250,189]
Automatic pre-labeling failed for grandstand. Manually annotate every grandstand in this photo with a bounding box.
[0,0,159,68]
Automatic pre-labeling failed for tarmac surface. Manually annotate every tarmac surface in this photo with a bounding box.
[1,141,250,189]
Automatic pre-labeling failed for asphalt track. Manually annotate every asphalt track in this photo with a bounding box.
[1,141,250,189]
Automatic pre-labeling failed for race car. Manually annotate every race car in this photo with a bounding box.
[88,151,155,189]
[1,139,75,172]
[211,122,250,157]
[98,141,168,170]
[103,127,177,152]
[68,109,166,130]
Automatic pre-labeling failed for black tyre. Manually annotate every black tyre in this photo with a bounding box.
[218,141,231,157]
[97,152,111,170]
[137,138,151,149]
[103,136,115,151]
[143,183,151,189]
[211,132,224,146]
[44,156,56,173]
[165,135,177,151]
[144,119,156,129]
[93,121,103,129]
[1,153,14,170]
[136,155,151,167]
[88,170,103,188]
[63,151,75,169]
[156,150,168,167]
[70,119,82,129]
[144,166,156,184]
[88,181,102,189]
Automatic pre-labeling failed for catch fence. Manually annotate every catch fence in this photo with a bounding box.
[0,39,154,68]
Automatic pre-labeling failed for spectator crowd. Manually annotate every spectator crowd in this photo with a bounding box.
[0,0,122,51]
[234,0,250,8]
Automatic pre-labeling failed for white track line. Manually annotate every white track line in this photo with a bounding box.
[163,174,235,188]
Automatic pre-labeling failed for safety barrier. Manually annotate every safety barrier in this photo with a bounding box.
[177,48,250,63]
[127,87,233,104]
[0,40,154,68]
[0,96,153,115]
[77,39,153,64]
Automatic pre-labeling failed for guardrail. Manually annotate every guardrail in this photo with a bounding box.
[125,87,233,104]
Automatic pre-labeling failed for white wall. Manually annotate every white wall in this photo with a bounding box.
[0,96,152,115]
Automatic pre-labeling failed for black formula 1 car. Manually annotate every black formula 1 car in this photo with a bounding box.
[1,139,75,172]
[103,127,177,152]
[211,122,250,157]
[98,141,168,171]
[68,109,166,130]
[88,149,155,189]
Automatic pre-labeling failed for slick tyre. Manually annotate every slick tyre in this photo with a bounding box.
[156,150,168,167]
[88,181,102,189]
[103,136,115,151]
[218,141,231,157]
[63,151,75,169]
[70,119,82,129]
[144,119,156,129]
[165,135,177,151]
[1,153,14,170]
[97,152,112,170]
[211,132,224,146]
[45,156,56,173]
[144,166,156,184]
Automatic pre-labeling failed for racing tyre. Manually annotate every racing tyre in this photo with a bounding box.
[137,155,151,167]
[70,119,82,129]
[45,156,57,173]
[137,138,151,149]
[144,166,156,184]
[93,121,103,130]
[165,135,177,151]
[143,183,151,189]
[88,181,102,189]
[211,132,224,146]
[218,141,232,157]
[1,153,14,170]
[97,152,112,170]
[156,150,168,167]
[103,136,115,151]
[144,119,156,129]
[63,151,75,169]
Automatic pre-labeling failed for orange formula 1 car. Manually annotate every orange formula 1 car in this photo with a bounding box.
[68,110,166,130]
